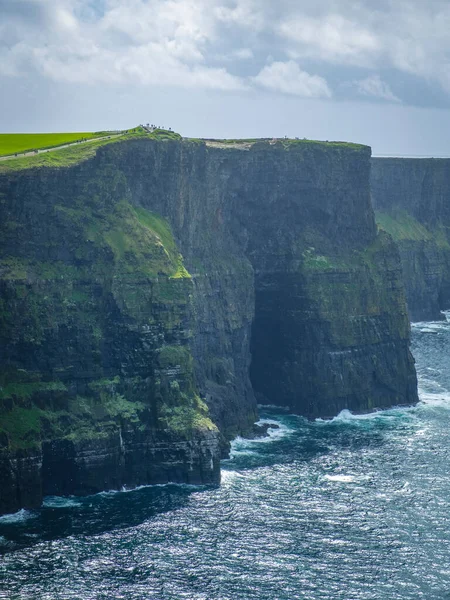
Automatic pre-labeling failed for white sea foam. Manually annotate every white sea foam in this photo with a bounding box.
[227,420,293,459]
[220,470,246,483]
[257,419,295,440]
[394,482,412,496]
[412,320,450,332]
[0,509,37,524]
[43,496,83,508]
[418,390,450,409]
[324,475,356,483]
[228,419,294,459]
[315,406,414,426]
[94,481,206,498]
[228,447,259,458]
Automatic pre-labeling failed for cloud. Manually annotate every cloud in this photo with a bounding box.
[355,74,400,103]
[278,14,380,68]
[252,61,331,98]
[0,0,245,90]
[2,0,450,106]
[275,1,450,97]
[233,48,254,60]
[214,0,266,32]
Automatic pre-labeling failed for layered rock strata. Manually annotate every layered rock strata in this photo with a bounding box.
[0,139,418,514]
[371,158,450,321]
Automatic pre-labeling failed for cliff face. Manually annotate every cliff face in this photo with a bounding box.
[371,158,450,321]
[0,139,418,514]
[0,157,221,515]
[223,144,416,417]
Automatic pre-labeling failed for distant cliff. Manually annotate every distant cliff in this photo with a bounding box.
[371,158,450,321]
[0,138,418,514]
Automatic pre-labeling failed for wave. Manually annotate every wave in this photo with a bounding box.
[0,509,37,524]
[220,470,247,483]
[227,419,294,459]
[418,390,450,410]
[411,318,450,333]
[323,474,356,483]
[256,419,295,441]
[94,481,207,498]
[43,496,83,508]
[315,406,415,427]
[412,309,450,326]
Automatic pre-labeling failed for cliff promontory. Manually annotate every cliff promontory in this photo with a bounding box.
[0,137,418,514]
[372,158,450,321]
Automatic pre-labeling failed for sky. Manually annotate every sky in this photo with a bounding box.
[2,0,450,155]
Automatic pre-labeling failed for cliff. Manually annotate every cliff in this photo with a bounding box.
[371,158,450,321]
[0,138,418,514]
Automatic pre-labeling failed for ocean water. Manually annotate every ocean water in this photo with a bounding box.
[2,320,450,599]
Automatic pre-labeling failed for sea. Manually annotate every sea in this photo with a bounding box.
[1,317,450,599]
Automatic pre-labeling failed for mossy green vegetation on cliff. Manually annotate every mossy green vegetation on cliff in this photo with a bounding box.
[376,211,433,242]
[0,156,206,453]
[0,387,147,450]
[376,210,450,249]
[158,395,217,434]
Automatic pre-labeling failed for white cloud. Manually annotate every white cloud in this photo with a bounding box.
[233,48,254,60]
[0,0,245,90]
[215,0,266,32]
[279,14,380,68]
[275,1,450,96]
[252,61,331,98]
[3,0,450,104]
[355,74,400,103]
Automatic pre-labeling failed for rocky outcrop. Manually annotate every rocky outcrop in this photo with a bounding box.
[371,158,450,321]
[0,138,418,514]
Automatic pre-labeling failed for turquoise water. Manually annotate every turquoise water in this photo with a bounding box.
[2,320,450,599]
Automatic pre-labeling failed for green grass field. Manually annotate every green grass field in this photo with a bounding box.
[0,131,117,157]
[0,128,182,173]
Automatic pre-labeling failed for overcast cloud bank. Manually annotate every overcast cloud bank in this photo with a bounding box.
[2,0,450,155]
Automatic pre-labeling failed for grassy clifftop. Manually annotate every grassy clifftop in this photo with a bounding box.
[0,127,181,173]
[0,128,367,174]
[0,131,115,156]
[200,137,369,152]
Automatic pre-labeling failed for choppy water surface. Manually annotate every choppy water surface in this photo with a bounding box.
[2,320,450,599]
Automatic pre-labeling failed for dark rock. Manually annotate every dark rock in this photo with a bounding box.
[241,422,280,440]
[0,138,418,515]
[372,158,450,321]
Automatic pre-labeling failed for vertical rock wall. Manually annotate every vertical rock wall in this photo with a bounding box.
[0,139,418,514]
[371,158,450,321]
